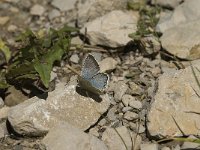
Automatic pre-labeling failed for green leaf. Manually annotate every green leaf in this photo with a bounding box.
[0,39,11,63]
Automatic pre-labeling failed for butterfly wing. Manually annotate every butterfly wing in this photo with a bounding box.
[81,54,100,79]
[90,73,109,91]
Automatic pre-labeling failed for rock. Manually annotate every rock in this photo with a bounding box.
[160,20,200,60]
[151,0,181,9]
[156,0,200,33]
[48,9,61,20]
[42,122,108,150]
[0,16,9,25]
[161,147,170,150]
[7,25,17,32]
[122,94,134,107]
[69,54,80,64]
[140,36,161,55]
[102,126,133,150]
[71,37,83,46]
[89,127,99,137]
[128,82,143,95]
[113,81,128,102]
[123,111,138,121]
[181,135,200,149]
[5,86,28,106]
[140,143,158,150]
[0,124,5,139]
[0,106,10,121]
[51,0,76,11]
[80,10,138,47]
[129,123,145,134]
[8,77,110,136]
[147,60,200,138]
[107,106,117,121]
[0,97,4,109]
[30,4,45,16]
[77,0,128,27]
[99,57,118,72]
[129,100,142,110]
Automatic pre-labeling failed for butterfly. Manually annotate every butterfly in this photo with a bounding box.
[78,54,109,95]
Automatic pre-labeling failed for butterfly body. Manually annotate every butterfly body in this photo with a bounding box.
[78,54,109,95]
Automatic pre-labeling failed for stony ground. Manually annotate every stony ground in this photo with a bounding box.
[0,0,200,150]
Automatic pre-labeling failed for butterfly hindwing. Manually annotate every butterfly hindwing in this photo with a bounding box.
[90,73,109,90]
[81,54,100,79]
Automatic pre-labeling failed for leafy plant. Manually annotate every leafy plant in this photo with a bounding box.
[0,25,78,89]
[128,3,161,40]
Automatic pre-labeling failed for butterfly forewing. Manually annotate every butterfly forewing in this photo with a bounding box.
[81,54,100,79]
[90,73,109,90]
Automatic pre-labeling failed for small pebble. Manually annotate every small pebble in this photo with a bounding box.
[48,9,61,20]
[69,54,79,64]
[0,16,9,25]
[123,111,138,121]
[30,4,45,16]
[99,57,118,72]
[140,143,158,150]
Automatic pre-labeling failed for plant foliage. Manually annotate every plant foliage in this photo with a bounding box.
[0,25,78,89]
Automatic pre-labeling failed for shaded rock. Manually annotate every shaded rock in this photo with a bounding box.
[69,54,80,64]
[48,9,61,20]
[122,94,134,107]
[102,126,133,150]
[151,0,181,9]
[140,143,158,150]
[51,0,76,11]
[160,20,200,60]
[99,57,118,72]
[8,77,110,136]
[0,16,9,25]
[113,81,128,102]
[129,100,142,110]
[42,122,107,150]
[147,60,200,138]
[80,10,138,47]
[156,0,200,33]
[5,86,28,106]
[30,4,45,16]
[77,0,128,27]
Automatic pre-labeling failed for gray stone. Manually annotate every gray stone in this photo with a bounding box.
[147,60,200,138]
[8,77,110,136]
[102,126,133,150]
[80,10,138,47]
[161,147,170,150]
[123,111,138,121]
[140,143,158,150]
[48,9,61,20]
[113,81,128,102]
[51,0,76,11]
[43,122,108,150]
[156,0,200,33]
[69,54,80,64]
[129,100,142,110]
[30,4,45,16]
[77,0,128,27]
[99,57,118,72]
[160,20,200,60]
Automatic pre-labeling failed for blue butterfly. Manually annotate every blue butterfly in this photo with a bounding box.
[78,54,109,95]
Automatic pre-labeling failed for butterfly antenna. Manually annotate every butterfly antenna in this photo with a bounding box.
[65,64,81,76]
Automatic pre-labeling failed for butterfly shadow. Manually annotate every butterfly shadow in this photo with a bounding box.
[76,87,103,103]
